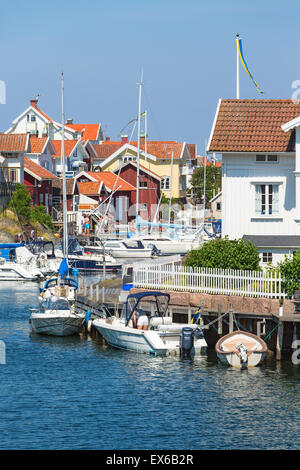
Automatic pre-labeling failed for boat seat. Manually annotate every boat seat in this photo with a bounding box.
[150,316,172,327]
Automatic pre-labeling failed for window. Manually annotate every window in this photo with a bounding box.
[256,155,278,163]
[216,202,221,211]
[140,203,147,211]
[31,115,36,122]
[139,181,148,188]
[255,184,279,215]
[262,252,273,264]
[40,193,43,204]
[161,176,170,190]
[8,168,17,183]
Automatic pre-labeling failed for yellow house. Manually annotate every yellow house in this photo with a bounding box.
[90,137,197,199]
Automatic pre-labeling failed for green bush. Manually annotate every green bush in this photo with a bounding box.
[30,205,54,230]
[185,237,261,271]
[278,253,300,297]
[8,183,32,222]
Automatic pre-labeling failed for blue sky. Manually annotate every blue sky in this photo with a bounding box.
[0,0,299,155]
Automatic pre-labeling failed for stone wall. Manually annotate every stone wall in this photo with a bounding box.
[130,288,294,315]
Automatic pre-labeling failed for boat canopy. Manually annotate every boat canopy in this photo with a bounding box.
[26,240,56,258]
[124,291,170,326]
[42,277,78,291]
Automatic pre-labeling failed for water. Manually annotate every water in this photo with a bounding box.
[0,282,300,450]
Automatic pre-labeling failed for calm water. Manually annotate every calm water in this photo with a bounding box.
[0,281,300,450]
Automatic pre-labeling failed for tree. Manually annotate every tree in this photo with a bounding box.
[189,164,221,206]
[30,205,54,230]
[278,253,300,297]
[8,183,32,222]
[185,237,261,271]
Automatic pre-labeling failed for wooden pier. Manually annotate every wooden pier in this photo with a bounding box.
[74,278,300,360]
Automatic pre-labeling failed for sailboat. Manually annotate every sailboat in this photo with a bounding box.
[29,74,85,336]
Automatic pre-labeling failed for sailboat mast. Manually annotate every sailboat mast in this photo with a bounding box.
[135,74,143,232]
[61,72,68,259]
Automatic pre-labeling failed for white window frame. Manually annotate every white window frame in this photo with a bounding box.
[161,176,170,190]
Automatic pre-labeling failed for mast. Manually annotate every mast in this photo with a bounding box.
[135,72,143,233]
[236,33,240,99]
[61,72,68,259]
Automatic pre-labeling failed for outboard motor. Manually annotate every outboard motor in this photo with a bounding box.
[181,327,194,356]
[236,342,248,367]
[193,327,204,340]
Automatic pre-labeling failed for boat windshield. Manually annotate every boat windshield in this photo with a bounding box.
[124,292,170,326]
[41,298,70,311]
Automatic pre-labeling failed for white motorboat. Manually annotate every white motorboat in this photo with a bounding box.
[130,235,194,255]
[215,330,268,368]
[0,244,43,281]
[30,296,85,336]
[93,291,208,357]
[85,239,155,259]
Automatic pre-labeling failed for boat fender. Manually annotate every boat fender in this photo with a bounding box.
[181,327,194,356]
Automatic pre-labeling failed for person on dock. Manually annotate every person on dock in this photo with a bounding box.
[84,215,90,236]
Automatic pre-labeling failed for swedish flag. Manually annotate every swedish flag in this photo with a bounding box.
[236,37,264,95]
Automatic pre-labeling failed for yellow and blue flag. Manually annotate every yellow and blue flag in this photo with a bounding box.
[236,37,264,95]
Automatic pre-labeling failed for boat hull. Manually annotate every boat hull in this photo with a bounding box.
[93,319,207,357]
[30,313,84,336]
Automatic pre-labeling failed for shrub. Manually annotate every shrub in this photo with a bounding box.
[30,205,54,230]
[8,183,32,222]
[185,237,261,271]
[278,253,300,297]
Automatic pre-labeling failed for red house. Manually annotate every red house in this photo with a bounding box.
[24,157,58,215]
[114,162,162,221]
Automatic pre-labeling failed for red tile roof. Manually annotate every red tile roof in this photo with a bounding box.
[92,142,124,160]
[24,157,58,180]
[86,171,135,191]
[29,136,48,154]
[208,99,300,153]
[0,133,28,152]
[66,124,100,141]
[51,140,78,158]
[94,140,185,160]
[77,181,102,195]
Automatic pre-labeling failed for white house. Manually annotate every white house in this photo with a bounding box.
[51,140,89,177]
[207,99,300,266]
[0,133,29,184]
[26,135,56,174]
[5,98,103,143]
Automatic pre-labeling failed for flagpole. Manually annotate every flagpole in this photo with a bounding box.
[136,71,143,234]
[236,33,240,99]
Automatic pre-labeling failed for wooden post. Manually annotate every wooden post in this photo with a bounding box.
[218,304,222,335]
[276,321,283,361]
[188,307,192,324]
[96,285,99,302]
[229,303,234,333]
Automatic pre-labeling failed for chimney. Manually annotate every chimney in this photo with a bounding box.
[66,118,73,125]
[30,99,38,107]
[121,135,128,143]
[105,136,110,142]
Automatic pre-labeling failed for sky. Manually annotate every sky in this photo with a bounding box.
[0,0,300,156]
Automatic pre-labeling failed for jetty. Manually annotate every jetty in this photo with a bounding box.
[74,258,300,361]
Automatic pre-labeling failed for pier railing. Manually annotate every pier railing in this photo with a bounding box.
[133,263,286,299]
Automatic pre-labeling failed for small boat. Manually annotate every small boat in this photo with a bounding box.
[0,243,44,281]
[215,330,267,368]
[97,239,154,259]
[30,296,85,337]
[39,276,79,303]
[93,291,208,357]
[56,238,122,272]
